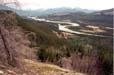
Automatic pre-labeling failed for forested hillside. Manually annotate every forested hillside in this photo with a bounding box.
[0,10,113,75]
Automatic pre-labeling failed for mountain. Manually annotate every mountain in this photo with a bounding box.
[0,5,95,16]
[45,8,113,26]
[18,7,95,16]
[0,5,14,10]
[92,8,114,15]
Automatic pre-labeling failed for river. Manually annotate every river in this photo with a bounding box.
[27,16,112,38]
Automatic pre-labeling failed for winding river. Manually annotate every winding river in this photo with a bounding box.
[27,16,112,38]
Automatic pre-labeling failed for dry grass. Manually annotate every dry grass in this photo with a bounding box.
[85,25,106,33]
[24,59,87,75]
[24,59,69,72]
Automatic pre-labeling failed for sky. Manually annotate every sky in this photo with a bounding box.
[18,0,114,10]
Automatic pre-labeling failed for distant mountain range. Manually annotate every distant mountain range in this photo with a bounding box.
[47,8,114,18]
[0,5,95,16]
[0,5,14,10]
[0,5,113,16]
[19,7,95,16]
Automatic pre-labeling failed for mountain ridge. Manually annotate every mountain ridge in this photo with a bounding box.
[19,7,95,16]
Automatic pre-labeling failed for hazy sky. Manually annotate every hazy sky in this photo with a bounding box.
[18,0,114,10]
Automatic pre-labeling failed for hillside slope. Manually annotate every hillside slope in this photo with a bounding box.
[0,10,87,75]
